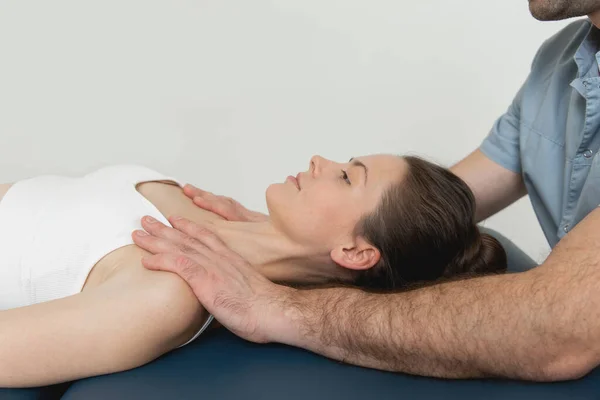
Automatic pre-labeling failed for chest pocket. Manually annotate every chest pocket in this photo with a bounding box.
[521,123,566,222]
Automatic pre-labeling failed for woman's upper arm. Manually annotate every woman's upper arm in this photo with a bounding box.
[0,265,207,387]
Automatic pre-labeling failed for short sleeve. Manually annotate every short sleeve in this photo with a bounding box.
[479,83,525,174]
[479,37,549,175]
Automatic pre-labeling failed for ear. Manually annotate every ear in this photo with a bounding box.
[330,236,381,271]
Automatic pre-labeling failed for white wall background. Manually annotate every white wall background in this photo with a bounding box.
[0,1,574,261]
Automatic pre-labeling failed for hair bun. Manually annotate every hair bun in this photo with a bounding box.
[446,230,507,277]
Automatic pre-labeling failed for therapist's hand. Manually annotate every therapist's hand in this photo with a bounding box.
[132,215,290,344]
[182,184,268,223]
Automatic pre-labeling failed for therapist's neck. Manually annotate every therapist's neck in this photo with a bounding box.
[208,219,346,284]
[589,11,600,28]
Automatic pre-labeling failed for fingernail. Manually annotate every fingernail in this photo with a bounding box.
[135,230,149,237]
[145,216,157,224]
[171,216,182,221]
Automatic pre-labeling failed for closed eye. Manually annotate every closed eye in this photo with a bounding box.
[341,170,351,185]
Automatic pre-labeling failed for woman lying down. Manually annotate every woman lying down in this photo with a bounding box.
[0,154,507,387]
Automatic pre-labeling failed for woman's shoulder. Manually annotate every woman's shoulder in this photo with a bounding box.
[0,183,13,203]
[100,245,210,347]
[86,164,180,185]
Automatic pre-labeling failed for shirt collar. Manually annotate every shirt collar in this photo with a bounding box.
[574,20,600,79]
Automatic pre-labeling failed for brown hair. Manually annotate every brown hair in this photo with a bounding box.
[352,156,507,291]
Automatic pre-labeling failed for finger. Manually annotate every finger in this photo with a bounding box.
[141,216,188,243]
[140,216,207,255]
[142,253,209,291]
[193,196,236,221]
[132,229,181,255]
[192,195,218,211]
[183,184,212,200]
[169,216,230,254]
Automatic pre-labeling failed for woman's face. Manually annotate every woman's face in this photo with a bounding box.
[266,154,407,268]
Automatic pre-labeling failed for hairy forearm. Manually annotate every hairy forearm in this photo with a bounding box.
[279,273,538,379]
[275,248,600,381]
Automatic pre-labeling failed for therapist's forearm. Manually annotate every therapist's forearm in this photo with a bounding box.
[272,252,600,381]
[276,273,538,379]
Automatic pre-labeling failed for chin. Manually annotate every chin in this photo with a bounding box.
[265,183,285,216]
[265,182,278,202]
[528,1,556,21]
[528,0,592,21]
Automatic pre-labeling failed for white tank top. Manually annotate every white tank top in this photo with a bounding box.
[0,164,213,346]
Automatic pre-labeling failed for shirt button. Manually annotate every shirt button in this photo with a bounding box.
[583,149,594,158]
[563,225,569,233]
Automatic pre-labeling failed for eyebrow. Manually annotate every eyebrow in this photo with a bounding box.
[349,157,368,185]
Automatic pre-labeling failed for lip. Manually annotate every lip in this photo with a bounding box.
[286,175,300,190]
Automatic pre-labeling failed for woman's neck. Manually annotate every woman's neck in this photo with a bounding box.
[138,181,344,285]
[208,219,338,285]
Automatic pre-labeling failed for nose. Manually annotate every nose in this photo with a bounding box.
[310,155,327,177]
